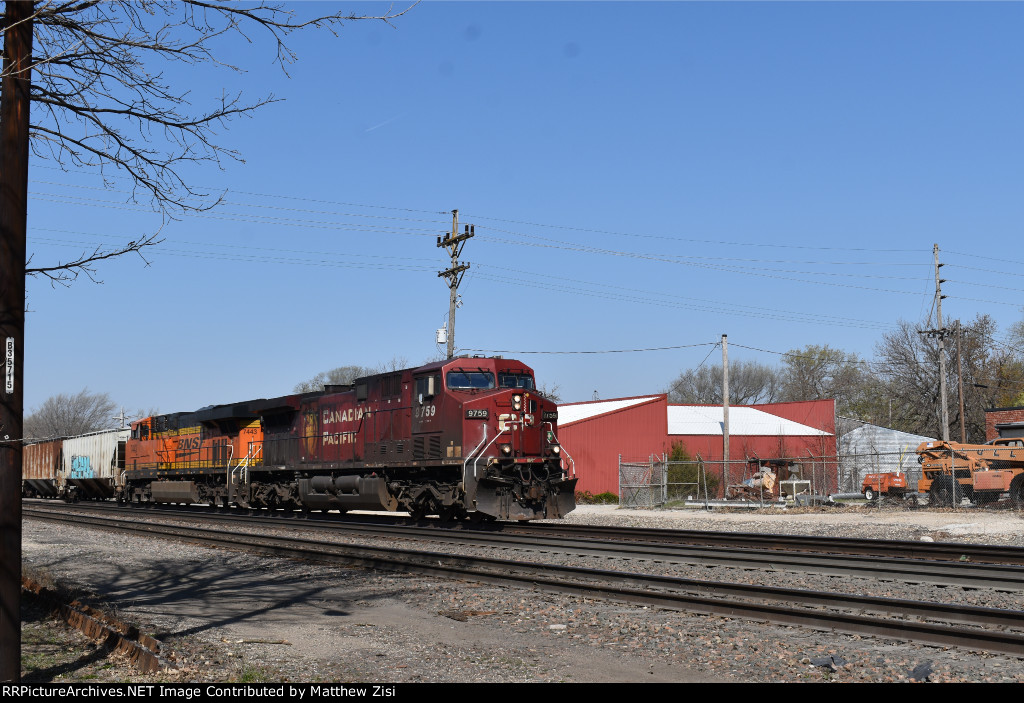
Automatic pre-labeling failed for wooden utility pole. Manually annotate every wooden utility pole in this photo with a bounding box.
[957,320,966,444]
[437,209,473,359]
[0,0,35,682]
[934,244,950,441]
[920,244,950,441]
[721,334,730,488]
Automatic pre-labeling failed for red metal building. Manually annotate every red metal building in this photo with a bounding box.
[666,400,838,496]
[557,395,669,495]
[557,396,837,497]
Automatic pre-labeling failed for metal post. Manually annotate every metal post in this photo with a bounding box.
[617,453,622,503]
[721,334,729,488]
[663,454,671,509]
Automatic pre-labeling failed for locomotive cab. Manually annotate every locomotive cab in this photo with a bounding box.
[435,358,577,521]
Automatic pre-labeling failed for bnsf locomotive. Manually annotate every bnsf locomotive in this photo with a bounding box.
[118,356,576,520]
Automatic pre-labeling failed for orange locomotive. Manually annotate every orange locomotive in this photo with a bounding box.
[118,356,577,521]
[126,411,263,505]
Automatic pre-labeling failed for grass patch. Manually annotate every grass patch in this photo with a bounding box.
[575,491,618,505]
[234,663,272,683]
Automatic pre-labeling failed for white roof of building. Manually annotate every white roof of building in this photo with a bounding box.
[667,405,831,437]
[558,396,661,426]
[839,422,936,477]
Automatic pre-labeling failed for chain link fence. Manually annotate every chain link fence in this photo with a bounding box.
[619,453,839,507]
[618,454,717,507]
[618,457,662,509]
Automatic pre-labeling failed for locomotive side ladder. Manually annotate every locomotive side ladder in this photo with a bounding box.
[227,443,262,506]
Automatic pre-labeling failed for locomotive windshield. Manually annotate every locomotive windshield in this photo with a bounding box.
[498,373,535,390]
[447,370,495,390]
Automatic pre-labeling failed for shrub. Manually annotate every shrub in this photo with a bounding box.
[575,490,618,505]
[667,441,720,497]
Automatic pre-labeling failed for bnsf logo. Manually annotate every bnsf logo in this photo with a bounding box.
[177,437,201,451]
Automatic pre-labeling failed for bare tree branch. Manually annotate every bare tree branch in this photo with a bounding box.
[666,360,783,405]
[26,230,162,285]
[23,387,117,439]
[4,0,417,282]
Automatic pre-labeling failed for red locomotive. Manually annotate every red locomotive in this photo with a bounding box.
[120,356,577,520]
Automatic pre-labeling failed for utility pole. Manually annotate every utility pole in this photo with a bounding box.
[919,244,950,441]
[0,0,35,682]
[437,209,473,359]
[721,334,730,488]
[956,320,966,444]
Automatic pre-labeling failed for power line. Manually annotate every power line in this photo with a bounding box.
[465,211,923,253]
[458,342,719,355]
[467,268,893,330]
[29,164,1024,326]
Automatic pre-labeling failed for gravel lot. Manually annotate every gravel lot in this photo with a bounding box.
[20,503,1024,684]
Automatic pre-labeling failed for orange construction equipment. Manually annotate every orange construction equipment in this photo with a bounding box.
[861,472,908,501]
[916,438,1024,507]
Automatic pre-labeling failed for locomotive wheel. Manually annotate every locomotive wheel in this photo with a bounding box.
[930,476,962,507]
[864,488,876,501]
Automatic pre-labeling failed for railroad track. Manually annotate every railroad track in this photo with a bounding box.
[513,521,1024,566]
[22,505,1024,657]
[25,502,1024,591]
[48,499,1024,566]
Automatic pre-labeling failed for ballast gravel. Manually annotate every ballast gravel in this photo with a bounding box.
[20,503,1024,684]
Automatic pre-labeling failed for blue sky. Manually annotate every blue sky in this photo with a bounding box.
[24,1,1024,417]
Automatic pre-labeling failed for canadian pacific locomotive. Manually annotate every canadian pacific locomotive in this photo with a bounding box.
[116,356,576,520]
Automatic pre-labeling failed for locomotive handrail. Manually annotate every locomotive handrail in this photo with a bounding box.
[227,443,264,505]
[471,425,512,482]
[461,424,490,490]
[226,444,239,502]
[241,444,262,487]
[543,422,576,478]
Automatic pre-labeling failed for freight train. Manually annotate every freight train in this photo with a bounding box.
[23,356,577,521]
[22,427,129,501]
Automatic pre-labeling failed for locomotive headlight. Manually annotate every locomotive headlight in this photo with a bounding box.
[551,445,561,455]
[500,443,512,456]
[513,394,523,410]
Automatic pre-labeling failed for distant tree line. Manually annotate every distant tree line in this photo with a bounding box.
[23,388,156,440]
[665,314,1024,444]
[293,357,412,393]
